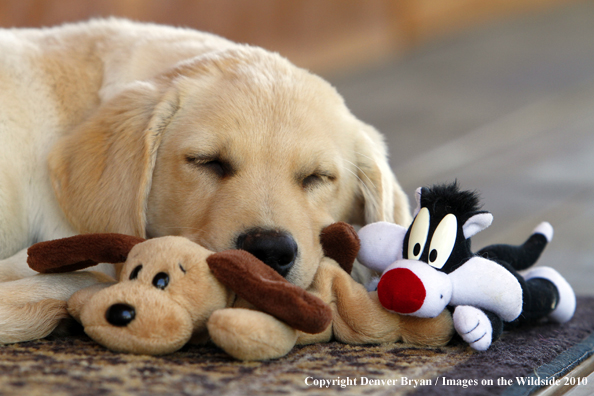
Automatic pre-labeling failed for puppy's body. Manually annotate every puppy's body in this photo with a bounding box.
[0,19,410,343]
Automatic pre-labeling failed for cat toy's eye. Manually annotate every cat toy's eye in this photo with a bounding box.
[407,207,430,260]
[427,214,458,269]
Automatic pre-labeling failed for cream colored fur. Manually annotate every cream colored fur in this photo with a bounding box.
[0,19,410,343]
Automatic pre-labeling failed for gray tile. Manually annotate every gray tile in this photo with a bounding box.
[330,2,594,295]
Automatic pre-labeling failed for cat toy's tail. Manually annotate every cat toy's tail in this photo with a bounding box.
[476,222,553,271]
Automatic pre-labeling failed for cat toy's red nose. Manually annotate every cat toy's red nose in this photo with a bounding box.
[377,268,426,314]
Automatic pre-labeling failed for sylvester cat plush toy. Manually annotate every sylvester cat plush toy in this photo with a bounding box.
[357,182,576,351]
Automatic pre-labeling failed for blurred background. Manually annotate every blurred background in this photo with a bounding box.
[2,0,592,294]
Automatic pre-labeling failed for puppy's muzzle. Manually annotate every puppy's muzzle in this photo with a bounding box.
[236,229,298,277]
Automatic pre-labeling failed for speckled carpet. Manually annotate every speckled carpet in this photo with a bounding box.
[1,297,593,396]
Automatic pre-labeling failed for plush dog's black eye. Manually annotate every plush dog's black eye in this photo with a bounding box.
[152,272,169,290]
[129,265,142,280]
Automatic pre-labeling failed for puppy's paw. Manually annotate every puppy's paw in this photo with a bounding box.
[453,305,493,351]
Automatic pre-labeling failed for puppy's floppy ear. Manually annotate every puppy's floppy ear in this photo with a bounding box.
[48,82,179,237]
[28,234,145,273]
[352,122,411,227]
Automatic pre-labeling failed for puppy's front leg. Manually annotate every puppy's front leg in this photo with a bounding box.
[0,271,112,344]
[309,259,455,347]
[0,248,38,282]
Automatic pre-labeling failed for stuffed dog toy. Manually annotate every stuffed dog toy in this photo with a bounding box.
[28,223,453,360]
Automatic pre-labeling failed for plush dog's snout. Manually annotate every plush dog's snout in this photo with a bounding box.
[236,229,298,277]
[106,303,136,327]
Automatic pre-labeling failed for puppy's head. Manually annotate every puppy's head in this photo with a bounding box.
[49,47,410,288]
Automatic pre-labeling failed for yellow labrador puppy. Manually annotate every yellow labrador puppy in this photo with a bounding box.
[0,19,410,343]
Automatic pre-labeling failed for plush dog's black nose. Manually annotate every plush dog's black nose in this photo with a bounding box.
[106,303,136,327]
[236,229,298,277]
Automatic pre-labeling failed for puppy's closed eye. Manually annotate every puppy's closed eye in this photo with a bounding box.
[201,160,227,178]
[301,172,336,190]
[185,155,234,178]
[302,174,322,188]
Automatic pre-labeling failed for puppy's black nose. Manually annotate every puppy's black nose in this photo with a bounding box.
[106,303,136,327]
[236,229,298,277]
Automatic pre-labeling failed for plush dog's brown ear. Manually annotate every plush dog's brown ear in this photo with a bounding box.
[206,250,332,334]
[28,234,145,274]
[320,222,360,274]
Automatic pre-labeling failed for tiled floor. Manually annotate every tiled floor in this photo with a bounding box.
[330,1,594,296]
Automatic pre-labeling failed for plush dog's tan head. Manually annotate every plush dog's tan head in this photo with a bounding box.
[72,237,227,355]
[49,47,409,288]
[26,225,355,355]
